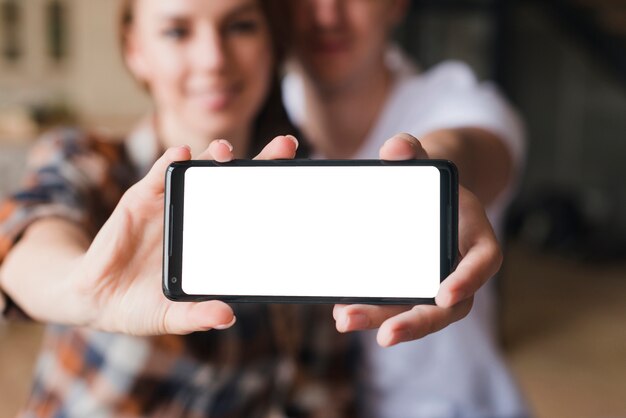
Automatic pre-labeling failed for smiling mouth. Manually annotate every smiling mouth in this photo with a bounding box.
[188,85,241,112]
[311,39,349,54]
[306,32,351,54]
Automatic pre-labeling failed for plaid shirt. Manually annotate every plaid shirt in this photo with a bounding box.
[0,124,358,418]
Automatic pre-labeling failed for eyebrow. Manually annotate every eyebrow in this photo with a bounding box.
[158,2,261,22]
[225,2,261,19]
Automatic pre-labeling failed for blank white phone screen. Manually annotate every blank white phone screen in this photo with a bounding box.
[182,166,441,298]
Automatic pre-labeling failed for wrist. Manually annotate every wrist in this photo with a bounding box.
[65,254,97,328]
[3,252,91,326]
[0,272,32,321]
[0,255,26,320]
[0,218,93,326]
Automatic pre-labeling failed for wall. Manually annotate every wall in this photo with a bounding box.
[0,0,149,136]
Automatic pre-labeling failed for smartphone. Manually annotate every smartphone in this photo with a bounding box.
[163,159,458,305]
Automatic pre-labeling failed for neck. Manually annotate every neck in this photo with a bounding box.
[157,113,251,158]
[299,61,392,159]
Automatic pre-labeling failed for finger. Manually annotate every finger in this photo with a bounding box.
[134,146,192,197]
[334,304,411,332]
[379,133,428,160]
[163,300,236,335]
[436,188,502,308]
[253,135,299,160]
[377,297,473,347]
[333,304,346,321]
[436,239,501,308]
[196,139,235,162]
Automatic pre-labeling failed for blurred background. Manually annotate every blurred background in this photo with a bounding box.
[1,0,625,417]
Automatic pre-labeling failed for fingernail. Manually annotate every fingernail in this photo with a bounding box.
[285,135,299,148]
[377,328,396,347]
[217,139,234,152]
[378,330,393,347]
[337,313,356,333]
[385,134,417,146]
[180,145,191,152]
[348,313,369,329]
[384,137,396,146]
[214,315,236,330]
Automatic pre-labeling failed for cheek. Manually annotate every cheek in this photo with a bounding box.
[350,14,389,64]
[142,44,188,105]
[351,8,388,44]
[238,40,274,108]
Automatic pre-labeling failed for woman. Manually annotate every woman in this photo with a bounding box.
[0,0,356,416]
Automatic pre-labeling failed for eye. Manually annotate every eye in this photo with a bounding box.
[162,25,190,40]
[225,19,260,35]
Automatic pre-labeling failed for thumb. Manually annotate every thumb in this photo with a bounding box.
[379,133,428,160]
[136,146,192,197]
[162,300,236,335]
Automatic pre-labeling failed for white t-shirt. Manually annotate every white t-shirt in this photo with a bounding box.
[283,49,529,418]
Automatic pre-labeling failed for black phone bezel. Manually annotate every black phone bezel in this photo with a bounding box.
[163,159,458,305]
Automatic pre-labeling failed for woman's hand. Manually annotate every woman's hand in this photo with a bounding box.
[332,133,503,347]
[72,135,299,336]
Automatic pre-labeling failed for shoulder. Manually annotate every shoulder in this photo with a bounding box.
[390,60,492,114]
[397,60,515,119]
[421,60,478,86]
[21,126,136,197]
[32,126,124,156]
[27,126,128,170]
[389,61,526,167]
[399,60,480,98]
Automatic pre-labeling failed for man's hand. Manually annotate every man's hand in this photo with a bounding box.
[332,133,502,347]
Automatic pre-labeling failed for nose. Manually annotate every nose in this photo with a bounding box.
[310,0,343,29]
[190,26,227,73]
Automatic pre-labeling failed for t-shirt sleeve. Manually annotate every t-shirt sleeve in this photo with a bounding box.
[405,61,525,171]
[0,127,130,320]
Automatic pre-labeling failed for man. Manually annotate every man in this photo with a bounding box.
[283,0,529,416]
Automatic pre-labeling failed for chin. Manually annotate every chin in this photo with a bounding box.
[305,60,353,90]
[189,117,234,140]
[311,71,352,92]
[190,105,234,125]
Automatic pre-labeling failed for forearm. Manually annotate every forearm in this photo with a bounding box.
[420,127,514,207]
[0,218,90,325]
